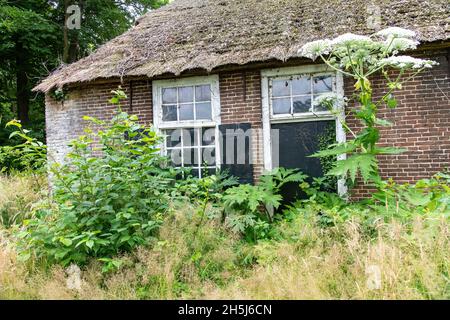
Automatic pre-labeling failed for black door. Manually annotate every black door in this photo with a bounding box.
[271,120,336,204]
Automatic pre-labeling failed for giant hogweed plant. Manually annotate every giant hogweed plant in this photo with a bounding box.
[298,27,438,185]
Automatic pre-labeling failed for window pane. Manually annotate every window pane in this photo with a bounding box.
[293,96,311,113]
[167,149,182,166]
[183,148,199,166]
[203,168,217,177]
[272,80,290,97]
[196,102,212,120]
[179,104,194,120]
[178,86,194,103]
[313,95,330,112]
[162,105,177,121]
[272,98,291,115]
[162,88,177,104]
[189,168,200,178]
[292,76,311,95]
[313,76,332,93]
[202,127,215,145]
[201,147,216,166]
[195,85,211,101]
[182,128,197,147]
[165,129,182,147]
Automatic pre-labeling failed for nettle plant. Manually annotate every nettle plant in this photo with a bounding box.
[298,27,438,185]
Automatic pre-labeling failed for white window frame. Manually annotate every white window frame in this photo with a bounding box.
[152,75,222,175]
[261,65,347,196]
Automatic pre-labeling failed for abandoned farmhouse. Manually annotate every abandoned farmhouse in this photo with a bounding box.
[34,0,450,198]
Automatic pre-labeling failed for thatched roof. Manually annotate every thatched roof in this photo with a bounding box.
[34,0,450,93]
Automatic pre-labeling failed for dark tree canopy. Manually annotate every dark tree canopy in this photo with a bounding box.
[0,0,168,144]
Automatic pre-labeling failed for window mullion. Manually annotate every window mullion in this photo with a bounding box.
[180,128,184,168]
[197,128,202,178]
[310,75,314,113]
[289,79,293,115]
[176,88,180,122]
[193,86,197,121]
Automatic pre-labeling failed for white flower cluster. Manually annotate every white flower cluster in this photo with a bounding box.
[379,56,438,69]
[330,33,373,46]
[298,27,421,60]
[298,33,375,60]
[375,27,416,39]
[386,37,419,52]
[313,93,347,109]
[298,39,332,60]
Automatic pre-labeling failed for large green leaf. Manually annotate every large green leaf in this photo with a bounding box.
[328,153,378,183]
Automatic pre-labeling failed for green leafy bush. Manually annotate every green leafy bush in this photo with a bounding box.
[284,171,450,229]
[17,91,179,266]
[0,120,47,173]
[223,168,307,242]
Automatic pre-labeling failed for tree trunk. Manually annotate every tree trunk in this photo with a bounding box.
[63,0,70,63]
[15,41,29,124]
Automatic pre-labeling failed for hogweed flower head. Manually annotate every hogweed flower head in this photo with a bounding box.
[298,39,332,60]
[330,33,374,47]
[379,55,438,69]
[385,37,419,53]
[375,27,416,39]
[313,92,347,110]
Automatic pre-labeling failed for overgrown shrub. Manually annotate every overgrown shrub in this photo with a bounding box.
[0,119,47,174]
[16,101,179,266]
[283,171,450,230]
[223,168,307,242]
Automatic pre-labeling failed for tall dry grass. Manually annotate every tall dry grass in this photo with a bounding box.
[1,212,449,299]
[0,174,449,299]
[205,216,450,299]
[0,204,241,299]
[0,174,46,227]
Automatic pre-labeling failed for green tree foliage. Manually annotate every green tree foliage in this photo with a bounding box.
[0,0,168,152]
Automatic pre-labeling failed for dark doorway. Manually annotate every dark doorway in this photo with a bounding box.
[271,120,336,205]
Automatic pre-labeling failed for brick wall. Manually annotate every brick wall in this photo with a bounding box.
[219,71,264,180]
[45,80,152,163]
[45,50,450,195]
[345,51,450,199]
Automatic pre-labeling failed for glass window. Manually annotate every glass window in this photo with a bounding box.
[161,84,213,122]
[156,77,219,178]
[163,128,217,178]
[270,74,334,116]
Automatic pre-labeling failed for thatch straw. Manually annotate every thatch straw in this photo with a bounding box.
[34,0,450,93]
